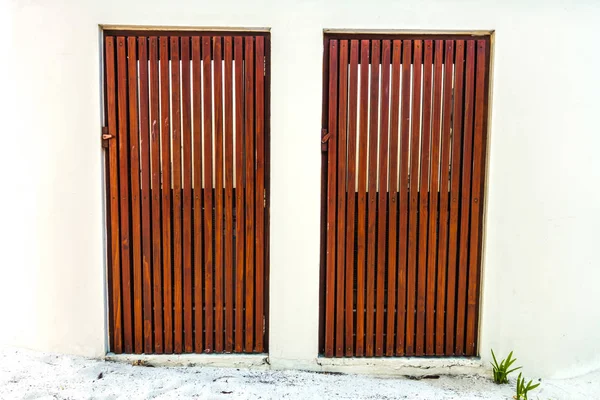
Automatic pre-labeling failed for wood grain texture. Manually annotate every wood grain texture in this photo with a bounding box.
[105,36,122,354]
[396,39,412,356]
[202,36,215,353]
[223,36,235,353]
[386,40,402,356]
[405,40,422,356]
[375,40,391,357]
[191,36,204,353]
[233,36,245,353]
[170,36,183,354]
[355,39,369,357]
[254,36,266,352]
[445,40,465,356]
[244,36,255,353]
[435,40,454,355]
[116,36,133,354]
[344,40,359,356]
[365,40,380,357]
[127,36,144,355]
[335,40,348,357]
[149,36,163,354]
[213,36,225,353]
[416,40,433,356]
[159,36,173,354]
[465,39,488,356]
[324,39,338,357]
[426,40,443,356]
[137,36,154,354]
[180,36,194,353]
[456,40,476,355]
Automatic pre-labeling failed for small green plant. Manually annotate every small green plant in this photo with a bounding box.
[515,372,540,399]
[491,349,521,384]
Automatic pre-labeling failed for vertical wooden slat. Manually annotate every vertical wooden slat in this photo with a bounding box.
[405,40,422,356]
[396,39,412,356]
[127,36,143,355]
[355,39,369,357]
[445,40,465,355]
[416,40,433,356]
[263,34,272,354]
[138,36,154,354]
[324,39,338,358]
[105,37,122,354]
[386,40,402,356]
[264,34,272,354]
[335,40,348,357]
[170,37,183,354]
[244,36,256,353]
[202,36,215,353]
[435,40,454,355]
[116,36,133,354]
[234,36,245,353]
[181,36,194,353]
[254,36,266,352]
[465,39,488,356]
[426,40,443,355]
[365,40,380,357]
[159,36,173,353]
[344,40,359,356]
[223,36,235,353]
[213,37,225,353]
[376,40,391,357]
[456,40,476,355]
[149,37,163,354]
[191,36,204,353]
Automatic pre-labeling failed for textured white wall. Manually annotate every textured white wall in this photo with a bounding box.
[1,0,599,379]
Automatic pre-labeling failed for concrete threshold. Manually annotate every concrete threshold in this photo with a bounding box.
[106,353,485,378]
[314,356,486,377]
[105,353,269,369]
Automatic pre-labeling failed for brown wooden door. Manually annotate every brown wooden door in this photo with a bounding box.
[320,34,490,358]
[103,31,270,354]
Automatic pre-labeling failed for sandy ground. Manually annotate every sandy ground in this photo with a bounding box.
[0,348,599,399]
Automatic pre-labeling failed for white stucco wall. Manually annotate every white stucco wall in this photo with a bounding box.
[2,0,599,379]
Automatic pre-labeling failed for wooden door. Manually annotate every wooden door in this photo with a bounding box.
[103,31,270,354]
[320,34,491,357]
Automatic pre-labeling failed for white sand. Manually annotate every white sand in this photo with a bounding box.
[1,348,598,399]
